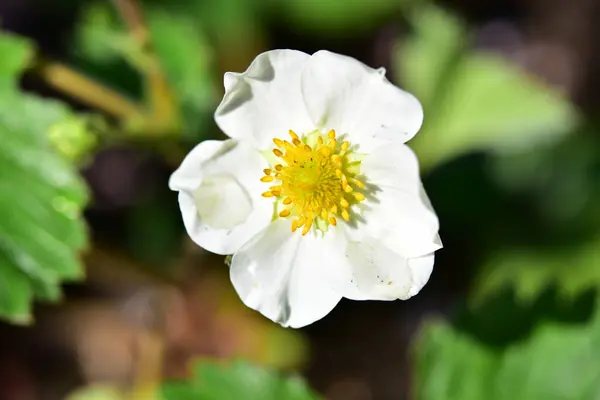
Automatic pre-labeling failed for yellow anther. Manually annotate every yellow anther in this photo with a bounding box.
[265,128,365,235]
[352,178,365,188]
[319,146,332,156]
[302,217,313,235]
[341,209,350,221]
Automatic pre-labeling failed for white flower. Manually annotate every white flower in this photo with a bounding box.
[169,50,442,328]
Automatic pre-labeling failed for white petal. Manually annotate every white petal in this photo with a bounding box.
[323,230,435,301]
[230,219,342,328]
[168,140,224,193]
[193,173,252,229]
[170,140,273,255]
[358,143,441,258]
[215,50,315,149]
[301,50,423,152]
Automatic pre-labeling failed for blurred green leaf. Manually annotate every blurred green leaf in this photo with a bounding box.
[271,0,403,35]
[398,5,578,170]
[0,32,89,323]
[472,238,600,306]
[161,360,321,400]
[414,301,600,400]
[73,2,216,138]
[146,8,216,138]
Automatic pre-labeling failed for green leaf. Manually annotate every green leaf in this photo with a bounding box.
[414,303,600,400]
[161,360,321,400]
[0,32,89,323]
[146,9,216,138]
[472,238,600,306]
[271,0,405,35]
[398,5,578,170]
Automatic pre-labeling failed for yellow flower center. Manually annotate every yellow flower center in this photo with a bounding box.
[260,129,366,235]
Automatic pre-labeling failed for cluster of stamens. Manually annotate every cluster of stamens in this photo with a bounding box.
[260,129,366,235]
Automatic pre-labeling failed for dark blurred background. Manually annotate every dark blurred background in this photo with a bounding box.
[0,0,599,399]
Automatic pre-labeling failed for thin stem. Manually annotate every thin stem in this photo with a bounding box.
[112,0,180,133]
[33,58,143,120]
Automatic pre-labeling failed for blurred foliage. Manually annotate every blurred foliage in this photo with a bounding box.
[414,295,600,400]
[399,5,578,171]
[266,0,404,35]
[0,32,89,323]
[2,0,600,397]
[161,360,321,400]
[73,1,216,140]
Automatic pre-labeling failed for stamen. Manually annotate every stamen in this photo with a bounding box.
[261,128,365,235]
[302,217,313,235]
[341,209,350,221]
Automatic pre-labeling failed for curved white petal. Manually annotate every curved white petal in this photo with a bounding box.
[358,143,441,258]
[170,140,273,255]
[168,140,224,193]
[322,229,435,301]
[215,50,315,149]
[301,50,423,152]
[230,219,342,328]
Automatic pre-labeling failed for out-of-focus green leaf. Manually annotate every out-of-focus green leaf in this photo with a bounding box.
[472,238,600,306]
[398,5,578,170]
[0,32,89,323]
[146,9,216,138]
[271,0,404,35]
[161,360,321,400]
[414,302,600,400]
